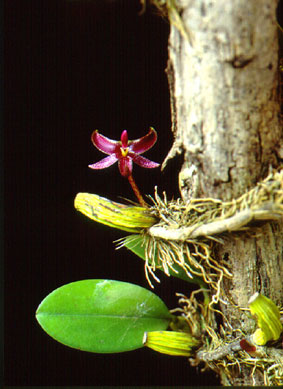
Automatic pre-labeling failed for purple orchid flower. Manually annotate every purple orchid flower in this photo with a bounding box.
[88,127,160,178]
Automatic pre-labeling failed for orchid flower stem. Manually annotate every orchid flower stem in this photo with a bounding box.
[127,174,148,208]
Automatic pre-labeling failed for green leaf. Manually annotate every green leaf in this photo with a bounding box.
[122,235,206,287]
[36,279,172,353]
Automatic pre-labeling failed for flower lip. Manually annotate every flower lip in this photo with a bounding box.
[118,156,132,177]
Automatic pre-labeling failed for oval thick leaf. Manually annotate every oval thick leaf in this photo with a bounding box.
[122,235,205,287]
[36,279,172,353]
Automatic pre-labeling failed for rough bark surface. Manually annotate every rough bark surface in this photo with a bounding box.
[165,0,283,385]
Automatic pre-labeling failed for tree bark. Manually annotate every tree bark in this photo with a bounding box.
[164,0,283,385]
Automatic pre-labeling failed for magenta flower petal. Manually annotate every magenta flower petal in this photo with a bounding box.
[88,154,118,169]
[91,130,119,155]
[129,127,157,154]
[120,130,128,148]
[131,154,160,169]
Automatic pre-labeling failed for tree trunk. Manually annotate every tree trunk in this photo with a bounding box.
[164,0,283,385]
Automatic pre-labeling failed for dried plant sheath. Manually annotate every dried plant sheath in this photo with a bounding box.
[143,330,200,356]
[74,193,156,233]
[248,292,283,345]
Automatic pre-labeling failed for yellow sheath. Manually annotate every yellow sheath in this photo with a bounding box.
[74,192,156,233]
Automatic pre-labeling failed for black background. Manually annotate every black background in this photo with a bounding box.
[4,0,219,385]
[6,0,282,386]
